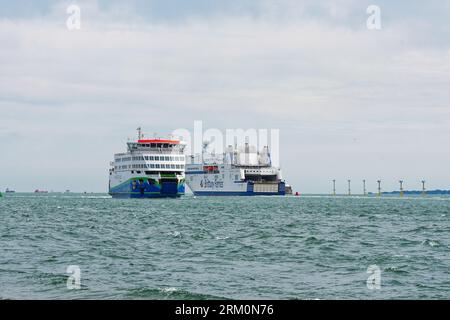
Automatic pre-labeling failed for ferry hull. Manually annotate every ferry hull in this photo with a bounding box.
[191,190,285,196]
[109,192,183,199]
[109,178,185,199]
[187,178,286,196]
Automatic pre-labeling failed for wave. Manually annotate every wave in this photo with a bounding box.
[304,236,326,245]
[215,236,230,240]
[421,239,440,247]
[125,287,228,300]
[384,266,409,274]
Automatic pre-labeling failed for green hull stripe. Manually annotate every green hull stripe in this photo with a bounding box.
[110,177,184,190]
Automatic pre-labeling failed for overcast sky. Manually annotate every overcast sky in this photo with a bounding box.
[0,0,449,193]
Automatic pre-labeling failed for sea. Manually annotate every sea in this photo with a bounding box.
[0,193,449,300]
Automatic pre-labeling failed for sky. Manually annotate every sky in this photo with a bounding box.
[0,0,449,193]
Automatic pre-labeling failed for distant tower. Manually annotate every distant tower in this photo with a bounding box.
[399,180,404,197]
[422,180,426,196]
[377,180,382,197]
[363,180,366,196]
[332,180,336,196]
[137,127,143,140]
[348,179,351,196]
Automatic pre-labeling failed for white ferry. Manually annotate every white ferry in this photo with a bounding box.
[109,128,186,198]
[185,143,286,196]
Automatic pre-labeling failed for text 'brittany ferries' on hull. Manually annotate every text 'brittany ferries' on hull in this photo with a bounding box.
[109,128,186,198]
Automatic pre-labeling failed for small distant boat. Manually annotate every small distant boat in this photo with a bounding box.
[5,188,15,193]
[34,189,48,194]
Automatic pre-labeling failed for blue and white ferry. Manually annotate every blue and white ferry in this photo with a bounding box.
[185,143,286,196]
[109,128,186,198]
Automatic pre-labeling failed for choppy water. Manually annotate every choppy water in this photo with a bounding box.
[0,193,449,300]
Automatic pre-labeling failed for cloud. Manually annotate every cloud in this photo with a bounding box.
[0,1,449,192]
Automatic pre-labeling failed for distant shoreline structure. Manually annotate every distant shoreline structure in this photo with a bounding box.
[369,190,450,195]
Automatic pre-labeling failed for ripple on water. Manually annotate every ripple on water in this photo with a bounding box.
[125,287,227,300]
[384,266,409,275]
[421,239,440,247]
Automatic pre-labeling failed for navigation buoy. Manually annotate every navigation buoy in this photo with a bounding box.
[295,192,299,196]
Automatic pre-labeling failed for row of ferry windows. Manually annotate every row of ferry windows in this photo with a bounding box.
[116,164,185,170]
[139,143,173,148]
[116,156,184,162]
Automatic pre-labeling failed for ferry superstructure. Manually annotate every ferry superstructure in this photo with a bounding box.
[109,128,186,198]
[185,143,286,196]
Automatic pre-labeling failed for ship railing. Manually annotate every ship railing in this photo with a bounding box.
[133,149,185,154]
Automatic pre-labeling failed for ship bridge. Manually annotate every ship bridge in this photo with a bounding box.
[127,139,186,154]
